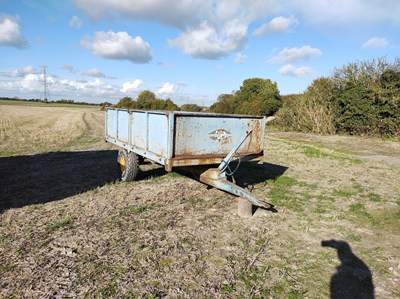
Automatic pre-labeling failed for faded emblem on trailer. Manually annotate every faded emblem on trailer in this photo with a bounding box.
[208,128,232,142]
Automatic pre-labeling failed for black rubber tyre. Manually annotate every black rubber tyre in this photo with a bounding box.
[117,148,139,182]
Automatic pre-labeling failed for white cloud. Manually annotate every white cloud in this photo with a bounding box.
[121,79,143,92]
[73,0,400,59]
[0,14,28,49]
[83,68,105,78]
[268,45,322,64]
[253,15,298,36]
[59,78,103,90]
[81,31,152,63]
[235,53,247,64]
[168,20,247,59]
[21,73,40,90]
[157,82,178,94]
[0,69,124,101]
[287,0,400,24]
[73,0,276,27]
[4,66,37,77]
[362,37,389,49]
[74,0,279,59]
[278,64,314,77]
[68,15,82,29]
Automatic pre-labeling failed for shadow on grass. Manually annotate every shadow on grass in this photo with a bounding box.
[233,161,288,189]
[178,161,288,187]
[175,161,288,212]
[0,150,170,214]
[322,239,375,299]
[0,150,120,213]
[0,151,285,214]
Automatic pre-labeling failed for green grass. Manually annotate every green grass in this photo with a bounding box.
[366,192,381,202]
[165,171,183,178]
[274,138,365,164]
[349,203,367,213]
[266,176,307,212]
[221,283,236,293]
[332,188,358,199]
[45,216,74,234]
[348,234,362,242]
[0,235,8,244]
[301,145,328,158]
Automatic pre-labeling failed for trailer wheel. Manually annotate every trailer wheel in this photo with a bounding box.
[117,148,139,181]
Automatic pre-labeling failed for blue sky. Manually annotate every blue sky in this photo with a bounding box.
[0,0,399,105]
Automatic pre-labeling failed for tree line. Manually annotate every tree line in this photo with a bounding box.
[113,90,203,112]
[0,97,99,106]
[111,57,400,138]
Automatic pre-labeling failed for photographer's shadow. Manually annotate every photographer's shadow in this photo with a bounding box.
[322,239,375,299]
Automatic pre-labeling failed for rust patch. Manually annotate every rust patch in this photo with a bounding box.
[170,151,263,167]
[247,120,263,152]
[173,153,225,160]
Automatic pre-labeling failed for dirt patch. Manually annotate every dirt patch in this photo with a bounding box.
[267,130,400,168]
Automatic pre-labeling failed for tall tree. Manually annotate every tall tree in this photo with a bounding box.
[234,78,281,116]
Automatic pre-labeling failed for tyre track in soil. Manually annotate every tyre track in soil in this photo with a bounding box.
[0,105,104,155]
[65,111,109,151]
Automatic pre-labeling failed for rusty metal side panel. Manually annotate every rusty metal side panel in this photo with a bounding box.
[173,115,264,158]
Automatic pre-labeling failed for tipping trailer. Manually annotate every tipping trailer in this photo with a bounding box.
[105,108,273,215]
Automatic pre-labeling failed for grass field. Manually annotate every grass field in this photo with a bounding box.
[0,102,399,298]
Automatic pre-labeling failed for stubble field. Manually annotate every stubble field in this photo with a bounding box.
[0,102,399,298]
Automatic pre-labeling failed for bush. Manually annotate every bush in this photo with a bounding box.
[180,104,203,112]
[114,91,179,111]
[276,57,400,138]
[275,78,336,134]
[209,78,282,116]
[332,58,400,137]
[209,94,236,114]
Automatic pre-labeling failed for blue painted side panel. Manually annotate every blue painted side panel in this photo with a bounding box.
[117,110,129,143]
[105,109,265,169]
[148,113,168,157]
[131,111,147,149]
[173,116,263,157]
[107,109,118,139]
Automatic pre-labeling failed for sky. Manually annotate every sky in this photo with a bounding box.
[0,0,399,105]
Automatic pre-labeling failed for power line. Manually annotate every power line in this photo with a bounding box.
[41,66,51,102]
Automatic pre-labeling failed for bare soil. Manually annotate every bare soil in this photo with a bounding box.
[1,104,399,298]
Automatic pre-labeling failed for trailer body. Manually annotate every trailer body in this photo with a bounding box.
[105,108,272,212]
[105,109,266,171]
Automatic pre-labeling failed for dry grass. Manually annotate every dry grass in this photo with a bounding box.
[0,104,110,156]
[0,103,399,298]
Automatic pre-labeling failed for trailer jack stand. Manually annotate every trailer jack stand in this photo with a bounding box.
[199,168,273,216]
[199,129,274,217]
